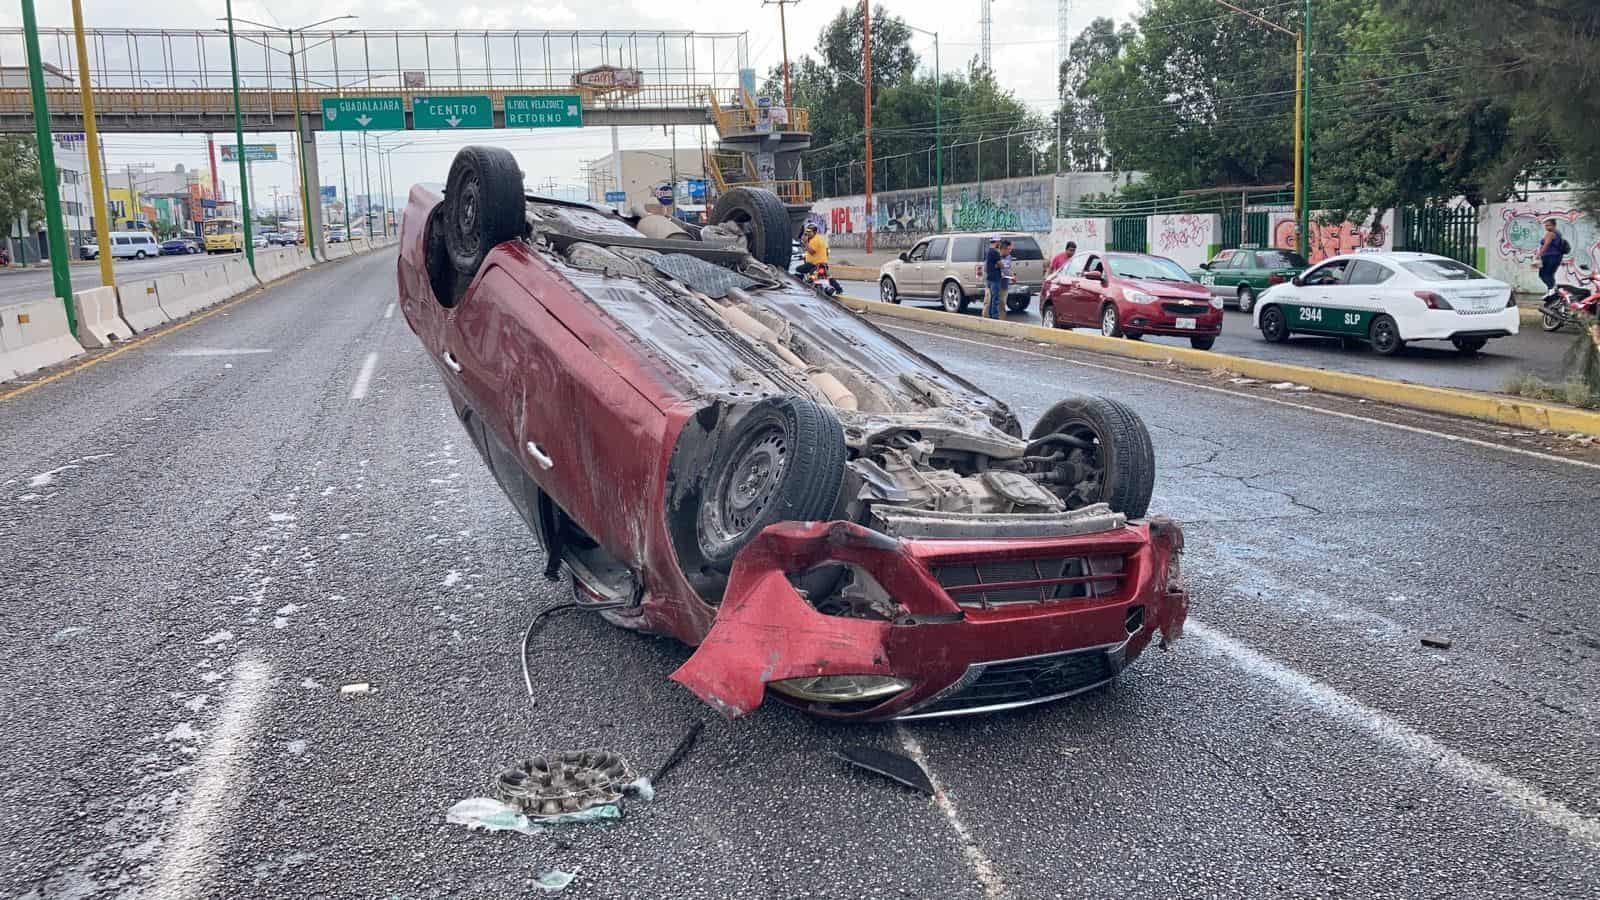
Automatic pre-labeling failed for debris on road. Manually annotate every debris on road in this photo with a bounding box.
[649,720,704,788]
[446,797,541,836]
[834,746,936,795]
[1269,381,1312,392]
[339,682,371,696]
[1421,635,1454,650]
[535,870,577,893]
[497,750,634,818]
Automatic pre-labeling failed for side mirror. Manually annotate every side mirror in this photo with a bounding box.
[1199,262,1212,270]
[1290,275,1304,286]
[898,252,909,262]
[1084,270,1103,282]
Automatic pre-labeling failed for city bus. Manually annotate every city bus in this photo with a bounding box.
[203,218,244,254]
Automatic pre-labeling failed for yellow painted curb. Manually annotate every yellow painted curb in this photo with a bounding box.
[837,295,1600,437]
[831,264,879,281]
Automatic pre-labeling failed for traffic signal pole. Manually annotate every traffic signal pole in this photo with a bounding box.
[20,0,74,330]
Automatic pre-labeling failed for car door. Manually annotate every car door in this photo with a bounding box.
[1070,254,1108,325]
[1336,259,1397,337]
[902,239,930,296]
[1197,249,1233,298]
[1221,251,1255,296]
[1284,258,1354,334]
[919,237,949,297]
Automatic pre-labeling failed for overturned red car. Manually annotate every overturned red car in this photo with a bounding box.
[397,146,1188,720]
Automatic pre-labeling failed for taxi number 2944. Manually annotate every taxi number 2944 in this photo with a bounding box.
[1289,305,1370,334]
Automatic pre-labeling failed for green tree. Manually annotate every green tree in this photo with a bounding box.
[1049,17,1136,172]
[0,135,45,244]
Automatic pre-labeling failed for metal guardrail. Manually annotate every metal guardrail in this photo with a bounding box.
[724,179,813,204]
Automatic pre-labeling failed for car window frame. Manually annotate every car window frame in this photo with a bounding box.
[950,236,986,263]
[1345,259,1396,286]
[1301,259,1352,287]
[925,237,949,261]
[1080,254,1104,277]
[1211,250,1236,270]
[1008,236,1043,261]
[907,240,929,262]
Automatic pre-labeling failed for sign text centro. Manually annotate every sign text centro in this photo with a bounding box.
[505,94,583,128]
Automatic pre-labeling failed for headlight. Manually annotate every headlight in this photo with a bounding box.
[769,675,911,703]
[1210,296,1224,309]
[1125,289,1157,304]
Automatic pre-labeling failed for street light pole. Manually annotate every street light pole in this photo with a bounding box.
[223,0,255,273]
[862,1,874,254]
[908,24,942,229]
[70,0,113,286]
[19,0,73,325]
[763,0,799,109]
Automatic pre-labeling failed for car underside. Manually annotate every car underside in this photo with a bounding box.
[401,146,1188,720]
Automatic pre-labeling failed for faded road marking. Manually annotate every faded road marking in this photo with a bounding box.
[165,348,274,357]
[1190,621,1600,849]
[152,653,271,899]
[350,352,379,401]
[383,302,396,319]
[897,725,1007,899]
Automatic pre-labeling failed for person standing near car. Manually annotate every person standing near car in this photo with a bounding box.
[1049,240,1077,277]
[1535,218,1569,291]
[983,235,1006,319]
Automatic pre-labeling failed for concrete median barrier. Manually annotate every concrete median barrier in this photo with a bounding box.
[115,277,171,332]
[0,297,85,382]
[220,258,259,296]
[70,286,134,348]
[837,294,1600,438]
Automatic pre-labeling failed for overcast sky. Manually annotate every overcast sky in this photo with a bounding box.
[11,0,1140,208]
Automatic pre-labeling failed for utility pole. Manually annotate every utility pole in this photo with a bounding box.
[19,0,73,324]
[339,132,352,232]
[907,23,942,227]
[863,0,874,253]
[70,0,113,286]
[763,0,800,109]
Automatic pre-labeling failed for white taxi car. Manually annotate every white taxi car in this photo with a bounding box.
[1252,251,1517,355]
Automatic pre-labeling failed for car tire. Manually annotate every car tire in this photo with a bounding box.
[134,250,147,259]
[1369,314,1405,356]
[1028,396,1156,519]
[1006,294,1031,313]
[1451,336,1488,355]
[940,280,967,314]
[709,186,792,269]
[1041,302,1058,329]
[1237,285,1256,314]
[1259,305,1289,343]
[1190,336,1216,350]
[1100,304,1124,338]
[443,145,527,277]
[879,276,900,304]
[696,396,847,569]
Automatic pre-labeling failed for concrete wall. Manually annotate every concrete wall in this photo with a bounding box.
[1266,209,1395,263]
[1147,213,1219,269]
[809,174,1056,250]
[1480,194,1599,294]
[1049,217,1109,255]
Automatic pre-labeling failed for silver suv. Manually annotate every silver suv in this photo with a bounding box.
[877,232,1046,313]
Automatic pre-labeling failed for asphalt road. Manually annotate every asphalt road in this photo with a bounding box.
[839,280,1577,395]
[0,252,249,306]
[2,251,1597,898]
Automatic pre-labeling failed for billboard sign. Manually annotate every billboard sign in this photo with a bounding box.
[221,144,279,162]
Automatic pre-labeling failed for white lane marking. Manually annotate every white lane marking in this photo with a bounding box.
[152,653,272,899]
[164,348,274,357]
[881,322,1600,473]
[350,352,380,400]
[1189,621,1600,849]
[383,302,395,320]
[896,725,1007,899]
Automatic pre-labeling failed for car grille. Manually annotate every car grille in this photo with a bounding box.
[930,555,1125,608]
[1161,301,1209,315]
[899,645,1121,718]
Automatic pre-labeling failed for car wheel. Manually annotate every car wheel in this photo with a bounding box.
[1369,314,1405,356]
[1237,285,1256,314]
[1259,305,1289,343]
[879,276,899,304]
[1006,294,1031,313]
[940,281,966,314]
[709,186,792,269]
[1451,336,1488,355]
[1041,302,1058,329]
[1100,304,1124,338]
[696,396,847,569]
[135,250,147,259]
[1190,336,1216,350]
[1541,312,1563,332]
[1028,396,1156,519]
[444,145,527,277]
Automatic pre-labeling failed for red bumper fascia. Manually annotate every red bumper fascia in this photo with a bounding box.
[669,518,1188,720]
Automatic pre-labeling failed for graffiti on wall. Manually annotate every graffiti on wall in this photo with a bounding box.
[1495,206,1599,281]
[1153,214,1209,254]
[809,175,1053,249]
[1271,213,1390,263]
[1050,217,1107,255]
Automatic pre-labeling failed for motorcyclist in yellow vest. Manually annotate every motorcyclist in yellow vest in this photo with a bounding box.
[797,222,828,279]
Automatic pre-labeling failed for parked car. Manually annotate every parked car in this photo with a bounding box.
[252,234,269,248]
[877,232,1046,313]
[159,237,200,255]
[87,231,162,260]
[397,146,1189,722]
[1253,251,1517,355]
[1189,246,1307,313]
[268,231,300,246]
[1041,251,1224,349]
[328,227,348,243]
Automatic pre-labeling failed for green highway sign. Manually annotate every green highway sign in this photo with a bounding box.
[320,96,405,131]
[413,95,494,130]
[506,94,583,128]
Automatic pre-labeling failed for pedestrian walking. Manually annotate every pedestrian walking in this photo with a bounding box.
[1535,218,1569,292]
[1049,240,1076,276]
[983,235,1005,319]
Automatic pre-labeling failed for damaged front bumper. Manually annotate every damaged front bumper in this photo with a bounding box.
[669,517,1188,721]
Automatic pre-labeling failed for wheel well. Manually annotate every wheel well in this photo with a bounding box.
[942,278,963,297]
[1238,283,1254,294]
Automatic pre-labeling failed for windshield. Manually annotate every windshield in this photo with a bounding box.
[203,220,236,235]
[1401,258,1486,281]
[1107,254,1194,282]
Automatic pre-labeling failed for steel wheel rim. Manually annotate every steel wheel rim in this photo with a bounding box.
[1043,307,1055,328]
[881,279,895,301]
[705,425,789,544]
[1373,320,1397,351]
[1101,307,1117,335]
[942,284,959,311]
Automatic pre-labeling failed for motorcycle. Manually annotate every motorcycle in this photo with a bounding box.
[1540,263,1600,332]
[805,262,843,298]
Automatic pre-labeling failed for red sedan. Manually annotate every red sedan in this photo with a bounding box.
[397,147,1188,721]
[1041,251,1224,349]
